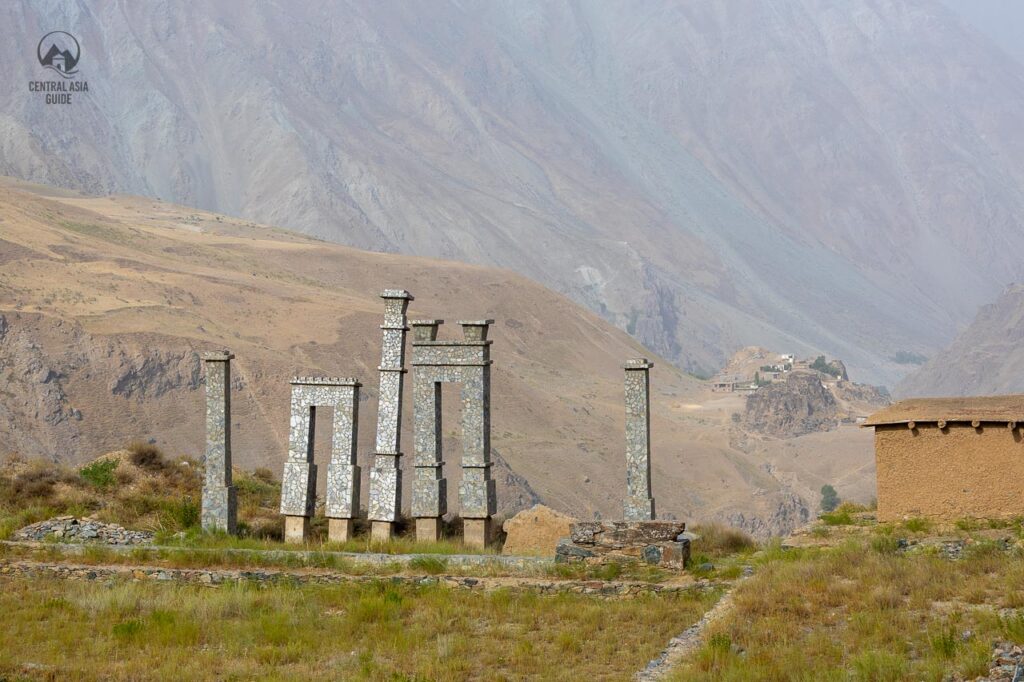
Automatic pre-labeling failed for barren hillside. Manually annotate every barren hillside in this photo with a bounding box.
[0,179,875,534]
[897,284,1024,397]
[5,2,1024,385]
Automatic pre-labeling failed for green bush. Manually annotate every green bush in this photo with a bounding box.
[902,518,932,533]
[820,510,853,526]
[80,459,119,490]
[820,485,840,512]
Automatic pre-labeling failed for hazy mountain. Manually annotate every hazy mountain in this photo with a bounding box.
[3,1,1024,386]
[897,284,1024,397]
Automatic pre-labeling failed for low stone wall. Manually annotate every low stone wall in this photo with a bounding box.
[0,558,711,597]
[556,521,690,569]
[1,540,549,572]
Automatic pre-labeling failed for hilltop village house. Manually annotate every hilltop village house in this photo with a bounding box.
[864,397,1024,522]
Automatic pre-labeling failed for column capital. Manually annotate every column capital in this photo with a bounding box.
[459,320,495,342]
[625,357,654,370]
[202,350,234,362]
[380,289,414,301]
[411,320,444,342]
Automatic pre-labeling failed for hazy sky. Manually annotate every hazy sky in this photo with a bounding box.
[939,0,1024,64]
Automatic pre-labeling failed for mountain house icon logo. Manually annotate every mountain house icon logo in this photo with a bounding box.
[37,31,80,78]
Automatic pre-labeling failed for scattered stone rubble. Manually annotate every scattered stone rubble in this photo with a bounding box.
[557,520,690,569]
[967,642,1024,682]
[13,517,154,545]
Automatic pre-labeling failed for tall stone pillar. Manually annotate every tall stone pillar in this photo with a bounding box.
[367,289,413,541]
[458,320,496,548]
[410,320,447,542]
[280,378,318,543]
[325,379,362,543]
[201,351,237,534]
[623,358,655,521]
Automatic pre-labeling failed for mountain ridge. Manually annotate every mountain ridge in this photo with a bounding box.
[4,1,1024,386]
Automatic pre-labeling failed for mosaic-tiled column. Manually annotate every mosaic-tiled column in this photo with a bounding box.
[322,379,361,543]
[623,358,656,521]
[280,378,319,543]
[201,351,237,534]
[410,320,447,542]
[458,320,496,548]
[367,289,413,541]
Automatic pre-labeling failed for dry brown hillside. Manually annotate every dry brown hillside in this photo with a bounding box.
[0,178,875,534]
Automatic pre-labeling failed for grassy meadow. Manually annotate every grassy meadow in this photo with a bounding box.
[0,575,719,681]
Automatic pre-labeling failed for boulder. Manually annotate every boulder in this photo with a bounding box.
[501,504,576,557]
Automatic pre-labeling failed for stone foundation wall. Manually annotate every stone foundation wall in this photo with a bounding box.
[0,559,707,597]
[556,521,690,569]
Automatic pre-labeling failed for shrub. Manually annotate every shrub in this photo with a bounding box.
[902,518,932,533]
[80,459,119,490]
[870,535,902,555]
[820,485,840,512]
[127,441,168,471]
[929,627,959,659]
[690,523,757,557]
[820,510,853,526]
[159,497,200,531]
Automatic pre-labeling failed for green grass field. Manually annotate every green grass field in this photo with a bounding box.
[0,576,719,681]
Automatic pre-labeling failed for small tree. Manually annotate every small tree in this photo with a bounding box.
[820,484,840,512]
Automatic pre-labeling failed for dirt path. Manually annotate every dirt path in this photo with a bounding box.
[634,577,744,679]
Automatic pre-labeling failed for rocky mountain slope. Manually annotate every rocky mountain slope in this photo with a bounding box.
[4,1,1024,385]
[0,179,878,535]
[897,284,1024,397]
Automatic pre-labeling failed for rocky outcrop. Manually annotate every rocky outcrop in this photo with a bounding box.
[743,373,840,438]
[501,504,576,557]
[725,493,811,539]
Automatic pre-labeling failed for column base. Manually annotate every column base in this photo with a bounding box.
[463,518,491,549]
[283,515,310,544]
[371,521,394,543]
[416,517,441,543]
[201,485,237,535]
[623,497,656,522]
[327,518,355,543]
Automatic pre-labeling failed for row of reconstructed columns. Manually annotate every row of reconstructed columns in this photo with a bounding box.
[199,292,658,544]
[200,290,498,547]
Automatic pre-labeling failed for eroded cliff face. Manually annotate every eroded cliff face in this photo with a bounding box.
[744,374,840,438]
[897,284,1024,397]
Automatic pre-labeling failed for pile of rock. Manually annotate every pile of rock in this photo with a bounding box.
[13,517,154,545]
[555,520,690,569]
[976,642,1024,682]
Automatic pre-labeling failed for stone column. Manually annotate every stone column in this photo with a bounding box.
[623,358,655,521]
[280,378,318,543]
[458,320,496,548]
[201,351,237,534]
[367,289,413,541]
[411,320,447,542]
[324,379,361,543]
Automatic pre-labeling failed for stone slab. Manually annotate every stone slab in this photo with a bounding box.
[501,504,577,557]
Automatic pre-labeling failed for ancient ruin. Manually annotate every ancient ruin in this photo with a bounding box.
[410,319,496,547]
[279,377,362,543]
[201,350,237,533]
[366,290,413,541]
[623,358,655,521]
